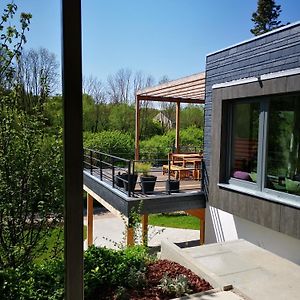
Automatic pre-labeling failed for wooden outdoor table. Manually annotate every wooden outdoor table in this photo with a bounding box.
[170,153,202,180]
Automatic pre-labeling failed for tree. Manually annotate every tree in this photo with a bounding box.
[107,68,132,104]
[83,74,105,104]
[109,103,135,134]
[0,3,31,85]
[16,47,59,111]
[251,0,284,36]
[181,104,204,129]
[0,3,63,268]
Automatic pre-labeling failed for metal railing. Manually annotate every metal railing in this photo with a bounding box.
[84,148,208,198]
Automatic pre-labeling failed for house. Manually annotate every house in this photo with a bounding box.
[153,111,174,129]
[204,22,300,264]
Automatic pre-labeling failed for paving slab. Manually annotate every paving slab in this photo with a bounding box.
[167,239,300,300]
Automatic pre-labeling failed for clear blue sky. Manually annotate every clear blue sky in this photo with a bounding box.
[4,1,300,83]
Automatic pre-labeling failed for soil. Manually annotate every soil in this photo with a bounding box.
[115,259,213,300]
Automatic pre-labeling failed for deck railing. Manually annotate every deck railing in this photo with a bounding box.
[83,148,208,198]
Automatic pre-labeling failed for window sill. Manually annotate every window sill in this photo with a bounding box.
[217,183,300,210]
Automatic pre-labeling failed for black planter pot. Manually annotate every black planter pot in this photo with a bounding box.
[123,174,138,192]
[166,179,180,193]
[115,173,127,188]
[140,175,157,194]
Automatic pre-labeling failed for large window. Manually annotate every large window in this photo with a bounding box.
[229,94,300,198]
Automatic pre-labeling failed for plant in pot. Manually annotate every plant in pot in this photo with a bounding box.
[135,162,157,194]
[166,179,180,193]
[115,171,128,188]
[122,168,138,193]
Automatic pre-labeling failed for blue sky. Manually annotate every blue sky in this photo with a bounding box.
[4,1,300,83]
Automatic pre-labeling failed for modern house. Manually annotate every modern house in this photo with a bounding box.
[204,21,300,264]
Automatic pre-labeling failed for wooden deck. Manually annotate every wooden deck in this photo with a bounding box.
[86,166,201,198]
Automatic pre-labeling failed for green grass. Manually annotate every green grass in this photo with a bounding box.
[35,225,87,263]
[149,213,199,230]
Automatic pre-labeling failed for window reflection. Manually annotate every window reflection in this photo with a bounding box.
[267,95,300,195]
[231,102,259,182]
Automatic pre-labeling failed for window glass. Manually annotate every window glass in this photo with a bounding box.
[266,95,300,195]
[231,102,259,182]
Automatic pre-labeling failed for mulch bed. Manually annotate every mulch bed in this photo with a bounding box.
[117,259,212,299]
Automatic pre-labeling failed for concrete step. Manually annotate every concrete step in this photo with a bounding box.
[161,239,300,300]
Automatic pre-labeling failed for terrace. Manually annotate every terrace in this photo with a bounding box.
[83,73,208,247]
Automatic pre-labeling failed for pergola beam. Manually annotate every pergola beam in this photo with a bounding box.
[136,72,205,95]
[137,94,204,104]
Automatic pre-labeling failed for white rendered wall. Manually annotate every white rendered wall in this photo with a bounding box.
[205,205,300,265]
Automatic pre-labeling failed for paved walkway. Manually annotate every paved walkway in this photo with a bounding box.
[84,209,200,250]
[162,239,300,300]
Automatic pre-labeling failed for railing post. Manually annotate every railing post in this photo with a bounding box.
[90,150,93,175]
[167,157,171,195]
[99,153,103,181]
[112,157,115,188]
[201,160,205,192]
[128,160,132,197]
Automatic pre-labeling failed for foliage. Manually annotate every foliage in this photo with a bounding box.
[0,260,64,300]
[44,95,63,129]
[83,130,134,158]
[250,0,284,36]
[181,105,204,129]
[83,93,98,132]
[0,2,31,82]
[84,245,150,300]
[134,162,152,176]
[109,103,135,133]
[16,47,60,111]
[158,273,192,297]
[0,100,64,268]
[140,126,203,160]
[1,244,152,300]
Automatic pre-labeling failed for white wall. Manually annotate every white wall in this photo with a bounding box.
[205,205,300,265]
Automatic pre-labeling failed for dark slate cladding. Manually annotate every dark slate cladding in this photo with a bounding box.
[204,22,300,173]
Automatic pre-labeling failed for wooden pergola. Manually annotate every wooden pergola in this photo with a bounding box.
[135,72,205,159]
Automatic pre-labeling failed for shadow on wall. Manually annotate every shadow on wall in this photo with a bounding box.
[205,206,238,244]
[205,205,300,265]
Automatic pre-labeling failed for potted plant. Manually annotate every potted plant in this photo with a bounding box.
[115,172,128,188]
[122,171,138,193]
[166,179,180,193]
[135,162,157,194]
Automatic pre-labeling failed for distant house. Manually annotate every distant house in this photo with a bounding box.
[204,21,300,265]
[153,112,174,129]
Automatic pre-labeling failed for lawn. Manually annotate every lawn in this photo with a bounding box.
[149,213,199,230]
[35,225,87,263]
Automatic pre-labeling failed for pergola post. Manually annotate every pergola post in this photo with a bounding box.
[185,208,205,245]
[175,101,180,153]
[135,95,140,160]
[87,193,94,246]
[142,214,148,246]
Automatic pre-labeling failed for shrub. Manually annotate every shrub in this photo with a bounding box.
[158,273,192,298]
[1,245,152,300]
[83,130,134,159]
[84,245,150,300]
[0,260,64,300]
[140,126,203,161]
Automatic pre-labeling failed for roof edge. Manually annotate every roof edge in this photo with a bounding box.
[207,21,300,57]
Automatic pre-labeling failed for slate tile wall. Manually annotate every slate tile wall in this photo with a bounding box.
[204,22,300,173]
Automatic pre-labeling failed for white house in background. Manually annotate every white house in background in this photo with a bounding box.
[153,112,174,130]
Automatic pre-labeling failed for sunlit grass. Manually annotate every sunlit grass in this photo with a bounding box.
[149,213,199,230]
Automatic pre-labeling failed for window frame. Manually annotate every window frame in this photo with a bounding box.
[227,93,300,203]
